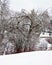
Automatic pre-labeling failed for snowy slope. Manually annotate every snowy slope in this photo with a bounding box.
[0,51,52,65]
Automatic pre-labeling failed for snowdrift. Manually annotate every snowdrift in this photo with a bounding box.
[0,51,52,65]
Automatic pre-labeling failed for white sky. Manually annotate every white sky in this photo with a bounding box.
[9,0,52,12]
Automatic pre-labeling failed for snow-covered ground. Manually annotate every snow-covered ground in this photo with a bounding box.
[0,51,52,65]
